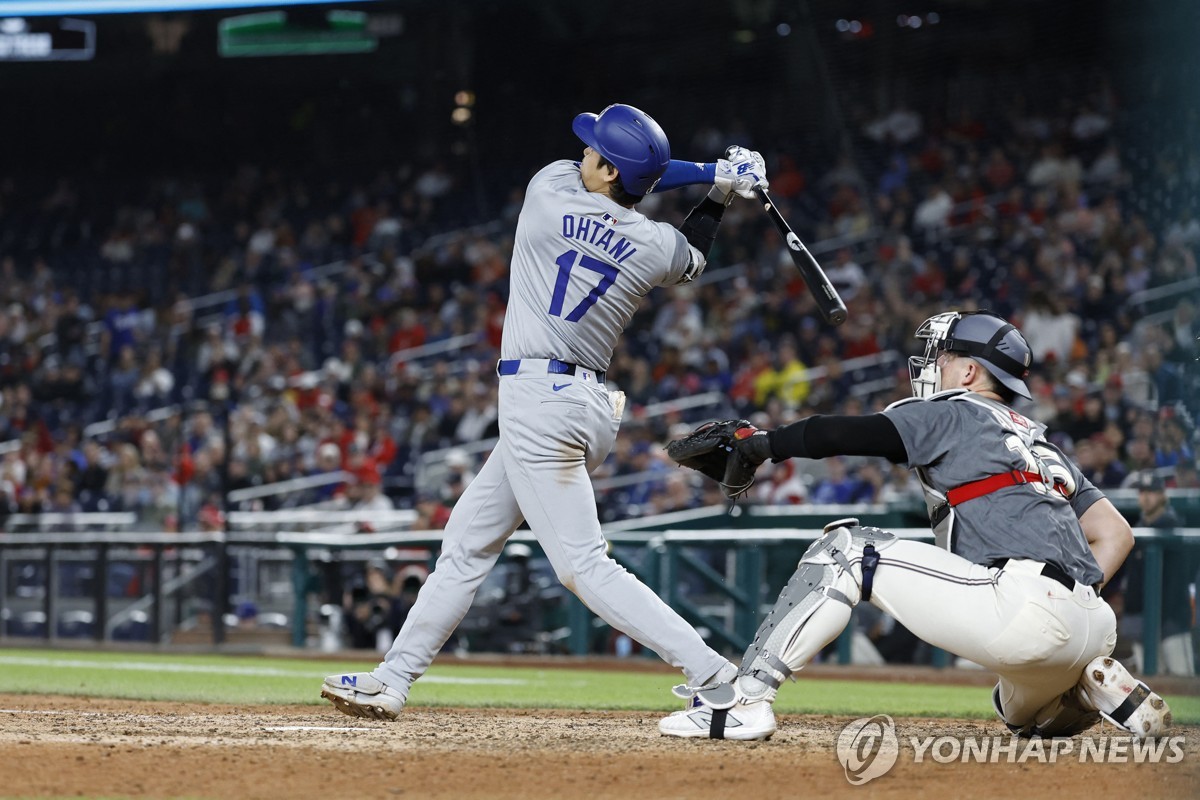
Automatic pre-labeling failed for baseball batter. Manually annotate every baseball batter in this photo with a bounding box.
[322,103,768,719]
[661,311,1172,741]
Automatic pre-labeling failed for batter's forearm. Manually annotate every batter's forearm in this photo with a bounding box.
[655,160,717,192]
[767,414,908,463]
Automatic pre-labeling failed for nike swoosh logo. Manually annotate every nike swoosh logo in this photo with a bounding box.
[552,383,572,391]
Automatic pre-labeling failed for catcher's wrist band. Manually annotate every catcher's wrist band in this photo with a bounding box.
[768,418,810,460]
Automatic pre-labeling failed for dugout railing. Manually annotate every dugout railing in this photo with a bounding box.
[1,524,1197,676]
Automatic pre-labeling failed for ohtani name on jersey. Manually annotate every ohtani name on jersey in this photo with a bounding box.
[561,215,637,264]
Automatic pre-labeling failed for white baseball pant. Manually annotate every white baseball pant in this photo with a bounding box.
[372,361,729,696]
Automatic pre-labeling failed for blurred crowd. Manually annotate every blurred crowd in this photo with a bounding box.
[0,70,1195,532]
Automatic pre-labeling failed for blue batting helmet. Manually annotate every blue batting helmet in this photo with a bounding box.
[572,104,670,196]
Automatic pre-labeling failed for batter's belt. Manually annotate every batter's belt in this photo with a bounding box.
[497,358,606,384]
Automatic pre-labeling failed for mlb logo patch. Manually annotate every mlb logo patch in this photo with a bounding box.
[601,213,619,225]
[1009,410,1030,429]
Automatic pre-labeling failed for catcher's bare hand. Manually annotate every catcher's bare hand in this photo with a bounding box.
[665,419,773,500]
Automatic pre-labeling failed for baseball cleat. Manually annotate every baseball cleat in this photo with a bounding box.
[658,697,776,741]
[321,672,406,721]
[1077,657,1172,739]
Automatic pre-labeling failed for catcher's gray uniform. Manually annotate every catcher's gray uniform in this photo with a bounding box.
[660,311,1169,741]
[886,389,1105,586]
[874,390,1114,723]
[368,159,728,698]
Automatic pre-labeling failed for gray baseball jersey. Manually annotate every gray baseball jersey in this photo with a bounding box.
[363,157,730,704]
[883,389,1105,586]
[501,160,701,371]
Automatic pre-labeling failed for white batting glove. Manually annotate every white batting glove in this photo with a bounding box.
[710,146,768,205]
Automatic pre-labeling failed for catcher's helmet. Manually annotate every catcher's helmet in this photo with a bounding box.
[909,311,1032,399]
[572,103,670,196]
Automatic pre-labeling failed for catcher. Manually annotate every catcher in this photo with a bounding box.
[659,311,1172,741]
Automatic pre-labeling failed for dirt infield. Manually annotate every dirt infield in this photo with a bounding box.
[0,694,1196,799]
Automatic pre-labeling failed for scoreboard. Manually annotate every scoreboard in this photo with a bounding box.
[0,1,375,14]
[0,16,93,59]
[0,1,384,59]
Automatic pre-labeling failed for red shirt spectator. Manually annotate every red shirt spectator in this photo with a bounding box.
[770,156,806,198]
[388,308,426,354]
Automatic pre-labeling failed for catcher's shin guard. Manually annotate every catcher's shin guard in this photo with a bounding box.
[711,521,896,703]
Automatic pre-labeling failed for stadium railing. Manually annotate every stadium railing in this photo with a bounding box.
[4,512,138,533]
[0,530,228,646]
[273,521,1200,676]
[2,522,1195,676]
[225,472,356,505]
[227,509,419,531]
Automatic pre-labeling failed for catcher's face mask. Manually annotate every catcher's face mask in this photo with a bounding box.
[908,312,960,398]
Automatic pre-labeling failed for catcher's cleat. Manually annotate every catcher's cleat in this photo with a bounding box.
[321,672,406,721]
[1077,657,1172,739]
[659,690,777,741]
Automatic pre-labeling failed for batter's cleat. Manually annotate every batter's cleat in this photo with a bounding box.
[1077,657,1172,739]
[321,672,405,721]
[658,697,776,741]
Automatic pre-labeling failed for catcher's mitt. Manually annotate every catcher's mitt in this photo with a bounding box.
[666,419,768,500]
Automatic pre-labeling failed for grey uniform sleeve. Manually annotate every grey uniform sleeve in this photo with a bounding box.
[1068,474,1105,518]
[660,226,705,286]
[880,400,961,469]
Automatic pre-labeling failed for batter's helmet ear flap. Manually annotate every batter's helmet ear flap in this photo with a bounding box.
[572,104,671,196]
[942,311,1033,400]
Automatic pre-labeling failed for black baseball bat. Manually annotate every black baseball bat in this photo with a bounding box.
[752,185,848,327]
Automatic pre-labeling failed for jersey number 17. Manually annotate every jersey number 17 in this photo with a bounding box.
[549,249,619,322]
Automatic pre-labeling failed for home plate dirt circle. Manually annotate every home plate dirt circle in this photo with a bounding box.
[0,694,1195,799]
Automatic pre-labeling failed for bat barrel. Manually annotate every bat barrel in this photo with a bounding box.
[751,186,848,327]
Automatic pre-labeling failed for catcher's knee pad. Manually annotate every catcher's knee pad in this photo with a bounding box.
[736,520,896,699]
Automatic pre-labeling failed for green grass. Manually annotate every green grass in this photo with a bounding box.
[0,647,1196,723]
